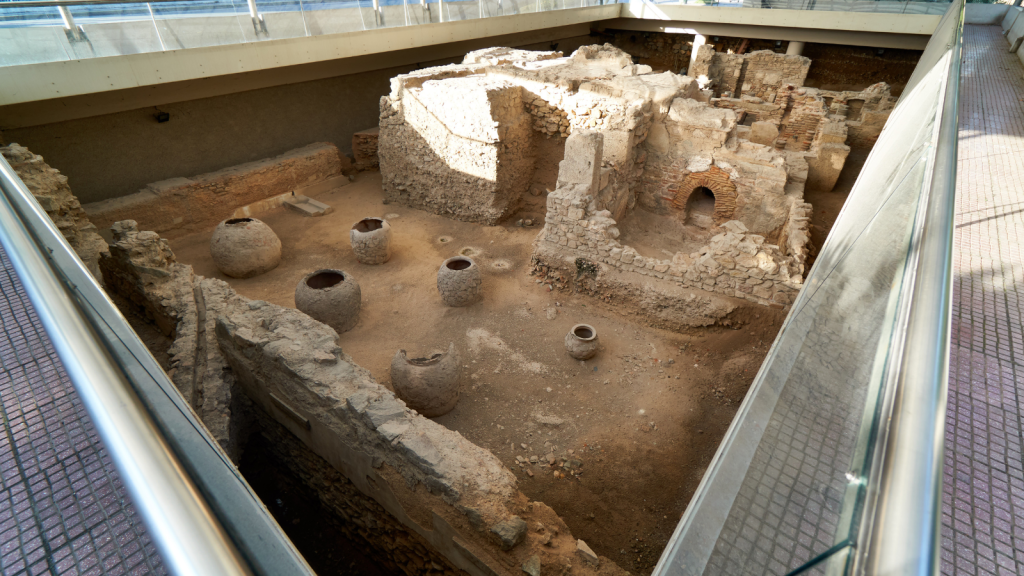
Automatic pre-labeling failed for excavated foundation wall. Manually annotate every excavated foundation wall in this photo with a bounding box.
[249,408,466,576]
[84,142,343,238]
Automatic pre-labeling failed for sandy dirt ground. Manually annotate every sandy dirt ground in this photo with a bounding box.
[156,148,862,573]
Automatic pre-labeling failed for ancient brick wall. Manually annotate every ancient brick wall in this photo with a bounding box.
[776,88,828,152]
[380,45,691,225]
[84,143,342,238]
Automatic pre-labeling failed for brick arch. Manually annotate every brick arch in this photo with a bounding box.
[671,166,738,225]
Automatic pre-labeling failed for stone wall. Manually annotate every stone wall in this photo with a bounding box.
[247,415,466,576]
[535,131,807,313]
[690,45,810,101]
[353,127,381,170]
[379,45,695,224]
[379,75,534,224]
[84,143,343,238]
[1,143,108,282]
[606,30,693,74]
[99,220,250,461]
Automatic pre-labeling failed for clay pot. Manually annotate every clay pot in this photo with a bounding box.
[437,256,482,307]
[210,217,282,278]
[391,343,461,417]
[294,269,361,334]
[351,217,392,265]
[565,324,599,360]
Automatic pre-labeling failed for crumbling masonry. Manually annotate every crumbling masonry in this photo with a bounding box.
[1,144,109,282]
[378,44,889,322]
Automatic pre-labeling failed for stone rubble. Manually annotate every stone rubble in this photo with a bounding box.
[1,143,108,282]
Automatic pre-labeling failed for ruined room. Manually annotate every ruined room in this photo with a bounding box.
[1,30,920,576]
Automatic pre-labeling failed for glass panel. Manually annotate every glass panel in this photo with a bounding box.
[653,0,962,574]
[299,0,374,35]
[65,2,165,58]
[148,0,250,49]
[250,0,311,41]
[442,0,482,21]
[0,6,71,66]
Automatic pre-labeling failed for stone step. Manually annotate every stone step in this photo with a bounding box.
[284,194,333,217]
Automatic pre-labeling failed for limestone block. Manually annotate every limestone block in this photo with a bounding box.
[749,121,780,146]
[557,131,604,193]
[806,143,851,192]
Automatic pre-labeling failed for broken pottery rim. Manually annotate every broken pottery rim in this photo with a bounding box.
[398,350,445,367]
[304,268,348,290]
[352,217,386,233]
[570,324,597,341]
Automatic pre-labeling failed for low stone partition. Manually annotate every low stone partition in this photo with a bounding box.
[533,131,809,325]
[353,127,380,170]
[85,143,343,238]
[1,143,108,282]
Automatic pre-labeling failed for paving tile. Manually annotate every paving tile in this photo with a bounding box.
[0,245,165,575]
[943,24,1024,576]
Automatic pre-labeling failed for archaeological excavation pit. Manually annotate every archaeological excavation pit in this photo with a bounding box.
[3,34,919,576]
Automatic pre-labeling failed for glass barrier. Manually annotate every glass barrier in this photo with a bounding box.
[0,0,954,67]
[651,0,962,574]
[0,0,620,66]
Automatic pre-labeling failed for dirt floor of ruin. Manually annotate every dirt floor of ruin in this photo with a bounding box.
[122,144,864,574]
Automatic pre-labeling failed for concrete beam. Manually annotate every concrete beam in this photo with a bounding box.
[608,1,940,49]
[619,2,941,35]
[598,17,932,49]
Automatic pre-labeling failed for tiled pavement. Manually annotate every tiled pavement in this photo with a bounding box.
[0,245,165,575]
[942,24,1024,576]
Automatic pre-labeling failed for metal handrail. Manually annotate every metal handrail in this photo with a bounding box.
[0,153,316,576]
[860,0,962,572]
[1,0,217,6]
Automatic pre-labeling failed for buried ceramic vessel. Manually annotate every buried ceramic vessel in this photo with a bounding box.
[565,324,599,360]
[390,343,461,417]
[350,217,392,264]
[437,256,482,307]
[294,269,361,334]
[210,217,282,278]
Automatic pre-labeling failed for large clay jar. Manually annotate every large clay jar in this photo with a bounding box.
[391,343,461,417]
[294,269,361,334]
[351,217,392,264]
[565,324,599,360]
[437,256,482,307]
[210,217,282,278]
